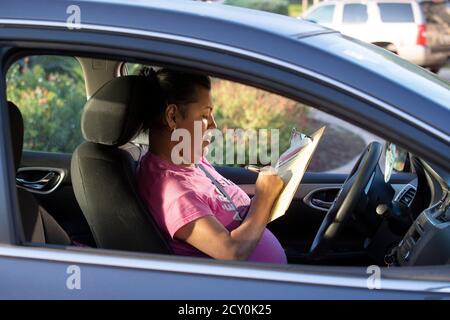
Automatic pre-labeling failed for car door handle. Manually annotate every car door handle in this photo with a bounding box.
[303,186,340,212]
[310,198,333,209]
[16,172,57,190]
[16,167,65,194]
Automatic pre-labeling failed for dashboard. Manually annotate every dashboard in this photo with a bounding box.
[396,159,450,266]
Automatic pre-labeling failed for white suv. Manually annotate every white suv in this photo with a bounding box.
[302,0,450,72]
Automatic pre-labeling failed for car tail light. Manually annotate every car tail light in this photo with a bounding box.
[417,24,427,46]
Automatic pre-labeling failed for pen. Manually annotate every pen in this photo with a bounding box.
[245,165,261,173]
[246,165,279,175]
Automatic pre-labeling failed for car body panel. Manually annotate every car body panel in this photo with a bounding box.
[1,244,449,299]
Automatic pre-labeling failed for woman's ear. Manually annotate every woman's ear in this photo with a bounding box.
[165,104,178,130]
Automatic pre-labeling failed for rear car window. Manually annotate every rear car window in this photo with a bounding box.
[378,3,415,23]
[343,4,368,23]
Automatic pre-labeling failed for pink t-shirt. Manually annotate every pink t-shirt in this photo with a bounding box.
[136,152,287,264]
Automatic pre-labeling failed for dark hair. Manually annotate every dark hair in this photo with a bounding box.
[140,67,211,131]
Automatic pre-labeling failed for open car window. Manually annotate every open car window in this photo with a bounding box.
[123,62,384,173]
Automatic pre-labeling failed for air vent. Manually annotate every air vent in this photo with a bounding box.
[435,211,448,224]
[436,214,447,223]
[399,187,416,207]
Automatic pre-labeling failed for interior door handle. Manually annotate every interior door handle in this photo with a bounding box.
[16,172,56,190]
[310,198,333,209]
[16,167,65,194]
[303,186,341,212]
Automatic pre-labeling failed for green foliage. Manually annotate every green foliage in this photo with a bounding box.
[224,0,289,15]
[6,56,86,153]
[288,3,302,17]
[125,63,144,75]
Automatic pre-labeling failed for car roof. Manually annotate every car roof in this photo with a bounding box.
[0,0,328,39]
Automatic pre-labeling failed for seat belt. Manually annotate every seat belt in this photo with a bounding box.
[196,163,238,212]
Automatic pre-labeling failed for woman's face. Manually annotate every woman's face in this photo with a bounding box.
[169,85,216,164]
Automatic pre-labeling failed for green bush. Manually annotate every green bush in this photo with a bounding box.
[224,0,289,15]
[6,56,86,153]
[288,3,302,17]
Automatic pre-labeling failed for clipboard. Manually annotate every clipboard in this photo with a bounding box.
[269,126,326,222]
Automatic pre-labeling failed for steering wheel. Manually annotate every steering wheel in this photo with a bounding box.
[309,141,383,257]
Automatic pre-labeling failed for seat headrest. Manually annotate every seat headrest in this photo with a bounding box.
[82,76,152,146]
[7,101,24,171]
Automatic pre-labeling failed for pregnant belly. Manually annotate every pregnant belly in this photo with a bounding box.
[247,228,287,264]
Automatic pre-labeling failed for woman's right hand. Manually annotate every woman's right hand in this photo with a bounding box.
[254,169,284,202]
